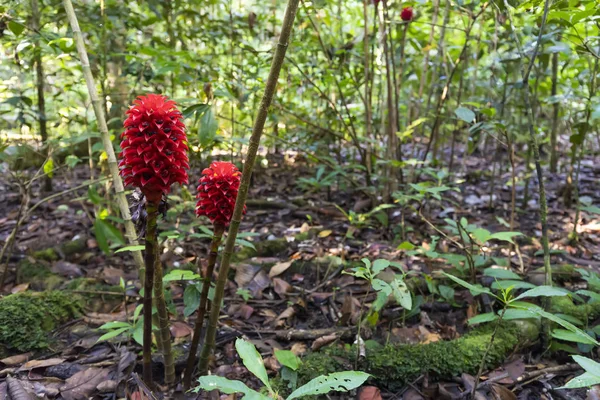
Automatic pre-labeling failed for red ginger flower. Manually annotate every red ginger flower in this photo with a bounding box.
[118,94,189,203]
[401,7,414,21]
[196,161,246,227]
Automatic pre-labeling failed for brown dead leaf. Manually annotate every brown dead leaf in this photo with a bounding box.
[263,356,280,372]
[10,283,29,294]
[0,353,32,367]
[101,267,124,285]
[491,384,517,400]
[19,358,64,371]
[275,306,296,327]
[60,367,110,400]
[269,260,293,278]
[170,321,194,338]
[402,388,425,400]
[273,278,292,297]
[359,386,382,400]
[318,230,332,238]
[234,264,261,287]
[311,333,337,351]
[587,386,600,400]
[247,270,270,298]
[290,342,307,356]
[52,261,83,277]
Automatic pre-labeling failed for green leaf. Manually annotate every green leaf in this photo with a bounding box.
[372,259,390,275]
[163,269,200,282]
[132,318,144,346]
[199,108,218,148]
[488,232,522,244]
[559,372,600,389]
[286,371,370,400]
[576,290,600,303]
[573,355,600,376]
[182,103,209,119]
[468,313,498,325]
[196,375,268,399]
[98,321,131,330]
[442,272,493,297]
[454,107,476,123]
[552,329,596,344]
[43,158,54,178]
[514,286,569,300]
[115,245,145,253]
[8,21,25,36]
[235,338,273,393]
[183,284,201,318]
[483,267,522,280]
[516,305,599,346]
[235,239,257,250]
[65,155,80,168]
[502,308,539,320]
[471,228,491,244]
[94,218,125,254]
[491,280,536,290]
[275,349,301,371]
[97,327,129,342]
[390,278,412,310]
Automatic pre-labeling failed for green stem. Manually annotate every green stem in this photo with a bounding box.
[197,0,300,375]
[153,258,175,385]
[143,201,158,386]
[183,224,225,389]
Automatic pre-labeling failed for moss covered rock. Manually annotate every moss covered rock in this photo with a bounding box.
[232,238,288,261]
[17,260,64,290]
[297,321,539,390]
[0,291,82,352]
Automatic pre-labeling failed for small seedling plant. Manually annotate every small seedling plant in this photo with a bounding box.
[194,338,370,399]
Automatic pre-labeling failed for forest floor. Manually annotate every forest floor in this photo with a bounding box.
[1,147,600,400]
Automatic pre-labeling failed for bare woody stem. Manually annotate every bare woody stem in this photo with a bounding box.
[197,0,300,375]
[143,202,158,386]
[183,224,225,389]
[152,259,175,386]
[62,0,144,272]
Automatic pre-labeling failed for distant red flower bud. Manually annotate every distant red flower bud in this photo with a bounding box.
[118,94,189,203]
[196,161,246,227]
[401,7,413,21]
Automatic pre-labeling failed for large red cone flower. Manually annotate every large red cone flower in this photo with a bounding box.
[119,94,189,203]
[401,7,414,21]
[196,161,246,227]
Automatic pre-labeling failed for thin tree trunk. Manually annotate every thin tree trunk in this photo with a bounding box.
[142,202,158,386]
[198,0,300,375]
[31,0,52,192]
[63,0,144,272]
[549,33,561,173]
[153,258,175,386]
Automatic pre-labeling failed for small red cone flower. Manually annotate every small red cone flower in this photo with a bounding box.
[119,94,189,203]
[401,7,414,21]
[196,161,246,227]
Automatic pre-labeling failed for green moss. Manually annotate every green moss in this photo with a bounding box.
[0,291,82,352]
[232,238,288,261]
[32,248,59,262]
[297,321,539,390]
[550,296,600,321]
[17,260,64,290]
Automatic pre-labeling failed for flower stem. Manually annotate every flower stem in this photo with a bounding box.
[183,224,225,389]
[143,201,158,386]
[197,0,300,376]
[153,258,175,386]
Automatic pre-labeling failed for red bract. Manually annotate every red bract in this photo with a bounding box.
[196,161,245,227]
[401,7,413,21]
[118,94,189,203]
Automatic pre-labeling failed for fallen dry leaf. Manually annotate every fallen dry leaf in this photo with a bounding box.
[60,367,110,400]
[290,342,307,356]
[1,353,32,367]
[19,358,64,371]
[273,277,292,297]
[10,283,29,294]
[318,230,332,238]
[359,386,382,400]
[170,321,194,338]
[311,333,337,351]
[269,260,293,278]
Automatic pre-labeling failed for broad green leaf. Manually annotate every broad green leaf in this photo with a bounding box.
[8,21,25,36]
[491,280,536,290]
[488,232,522,244]
[390,278,412,310]
[442,272,493,297]
[196,375,269,399]
[115,245,146,253]
[575,290,600,303]
[471,228,491,244]
[454,107,476,123]
[552,329,596,345]
[502,308,539,320]
[573,355,600,376]
[483,267,521,280]
[372,259,390,275]
[94,218,125,254]
[286,371,370,400]
[468,313,497,325]
[199,108,218,148]
[275,349,301,371]
[43,158,54,178]
[97,327,129,342]
[235,339,272,393]
[559,372,600,389]
[183,284,201,318]
[98,321,131,330]
[516,305,599,346]
[163,269,200,282]
[514,286,569,300]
